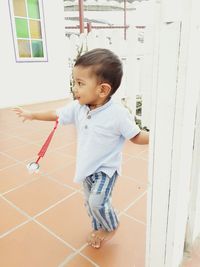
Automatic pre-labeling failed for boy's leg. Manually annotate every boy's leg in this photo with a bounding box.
[82,176,101,231]
[88,171,119,248]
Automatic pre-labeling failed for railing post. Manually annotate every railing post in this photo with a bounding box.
[78,0,84,33]
[87,22,92,33]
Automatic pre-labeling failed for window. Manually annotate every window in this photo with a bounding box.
[9,0,48,62]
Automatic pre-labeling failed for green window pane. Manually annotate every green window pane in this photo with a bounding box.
[18,40,31,57]
[12,0,27,17]
[32,40,44,57]
[29,20,42,39]
[27,0,40,19]
[15,18,29,38]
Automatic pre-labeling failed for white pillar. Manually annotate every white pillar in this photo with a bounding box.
[185,77,200,250]
[146,0,200,266]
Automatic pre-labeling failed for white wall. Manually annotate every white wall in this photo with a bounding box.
[0,0,70,108]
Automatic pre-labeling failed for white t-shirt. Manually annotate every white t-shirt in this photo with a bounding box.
[56,99,141,183]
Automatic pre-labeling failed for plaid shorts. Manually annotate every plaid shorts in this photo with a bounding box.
[82,171,119,232]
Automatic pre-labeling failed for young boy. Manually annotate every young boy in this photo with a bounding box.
[13,48,149,249]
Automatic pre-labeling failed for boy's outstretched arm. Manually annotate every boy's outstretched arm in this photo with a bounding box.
[130,130,149,145]
[12,106,57,122]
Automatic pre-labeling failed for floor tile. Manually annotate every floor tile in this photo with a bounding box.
[0,132,11,141]
[25,98,71,111]
[0,163,38,194]
[27,120,58,130]
[112,175,147,212]
[138,149,149,160]
[0,153,17,169]
[49,162,81,190]
[1,124,38,136]
[122,157,148,184]
[19,130,51,144]
[0,108,18,121]
[4,176,74,216]
[125,193,147,223]
[123,141,148,156]
[0,221,73,267]
[3,143,40,162]
[122,152,134,163]
[63,254,95,267]
[37,192,91,249]
[0,198,27,236]
[0,137,27,152]
[182,256,200,267]
[82,215,146,267]
[56,142,77,157]
[182,240,200,267]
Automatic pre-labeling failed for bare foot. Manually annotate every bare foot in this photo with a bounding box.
[87,230,97,247]
[87,228,118,249]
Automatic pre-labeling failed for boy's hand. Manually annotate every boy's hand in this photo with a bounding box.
[12,106,34,122]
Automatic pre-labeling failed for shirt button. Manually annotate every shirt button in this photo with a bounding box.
[87,115,91,119]
[85,125,88,129]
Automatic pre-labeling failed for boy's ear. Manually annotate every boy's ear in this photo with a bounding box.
[99,83,111,97]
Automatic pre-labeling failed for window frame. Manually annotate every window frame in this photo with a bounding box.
[8,0,48,63]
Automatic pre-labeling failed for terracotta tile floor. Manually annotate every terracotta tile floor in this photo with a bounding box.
[0,99,147,267]
[0,99,196,267]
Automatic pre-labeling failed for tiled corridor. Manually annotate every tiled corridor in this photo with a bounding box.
[0,99,148,267]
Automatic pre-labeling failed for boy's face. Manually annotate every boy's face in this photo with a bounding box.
[72,66,109,106]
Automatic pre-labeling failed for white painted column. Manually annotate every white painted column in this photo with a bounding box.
[146,20,182,267]
[185,89,200,248]
[146,0,200,266]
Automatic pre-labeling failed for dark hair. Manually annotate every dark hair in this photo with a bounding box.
[74,48,123,96]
